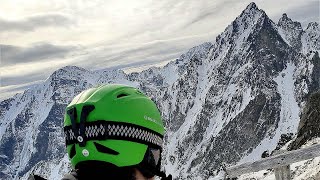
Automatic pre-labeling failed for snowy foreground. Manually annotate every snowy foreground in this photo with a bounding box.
[238,138,320,180]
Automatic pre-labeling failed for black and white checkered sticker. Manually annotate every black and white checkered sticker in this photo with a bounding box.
[64,121,163,148]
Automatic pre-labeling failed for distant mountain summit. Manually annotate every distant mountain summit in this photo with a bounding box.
[277,13,303,49]
[0,2,319,179]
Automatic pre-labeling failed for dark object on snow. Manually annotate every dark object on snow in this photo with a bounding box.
[274,133,293,151]
[261,150,270,158]
[28,174,47,180]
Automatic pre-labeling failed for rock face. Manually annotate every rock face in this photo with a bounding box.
[0,2,319,180]
[289,91,320,150]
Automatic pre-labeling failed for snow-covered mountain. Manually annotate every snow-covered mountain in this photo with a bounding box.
[1,2,319,179]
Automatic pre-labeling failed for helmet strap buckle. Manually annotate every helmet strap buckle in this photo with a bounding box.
[79,105,95,147]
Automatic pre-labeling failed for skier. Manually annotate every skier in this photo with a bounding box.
[61,84,172,180]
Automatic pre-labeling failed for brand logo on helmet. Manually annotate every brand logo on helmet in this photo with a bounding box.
[144,115,162,126]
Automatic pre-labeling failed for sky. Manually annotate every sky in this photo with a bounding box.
[0,0,319,100]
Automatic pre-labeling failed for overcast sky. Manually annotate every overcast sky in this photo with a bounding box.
[0,0,319,100]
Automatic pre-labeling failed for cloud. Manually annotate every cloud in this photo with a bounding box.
[0,31,213,89]
[1,70,45,86]
[0,56,76,87]
[1,43,77,65]
[180,0,241,28]
[72,32,215,70]
[0,0,318,101]
[0,13,74,32]
[0,80,43,101]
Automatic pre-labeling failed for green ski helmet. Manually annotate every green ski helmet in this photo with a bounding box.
[63,84,166,177]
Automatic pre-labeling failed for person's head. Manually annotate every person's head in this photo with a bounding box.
[63,84,171,180]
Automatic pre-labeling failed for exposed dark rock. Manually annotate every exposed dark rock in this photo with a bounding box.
[275,133,293,150]
[289,91,320,150]
[20,103,67,176]
[261,150,270,158]
[309,52,320,93]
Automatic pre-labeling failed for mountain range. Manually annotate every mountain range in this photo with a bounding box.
[0,2,319,179]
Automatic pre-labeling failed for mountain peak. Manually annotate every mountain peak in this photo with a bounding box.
[238,2,265,21]
[246,2,258,10]
[49,65,91,82]
[278,13,302,30]
[306,22,319,31]
[228,2,267,32]
[276,13,303,49]
[281,13,288,20]
[59,65,87,72]
[241,2,263,16]
[212,2,269,56]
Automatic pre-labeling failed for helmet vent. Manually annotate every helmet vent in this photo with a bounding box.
[94,142,119,155]
[69,145,76,158]
[116,93,129,98]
